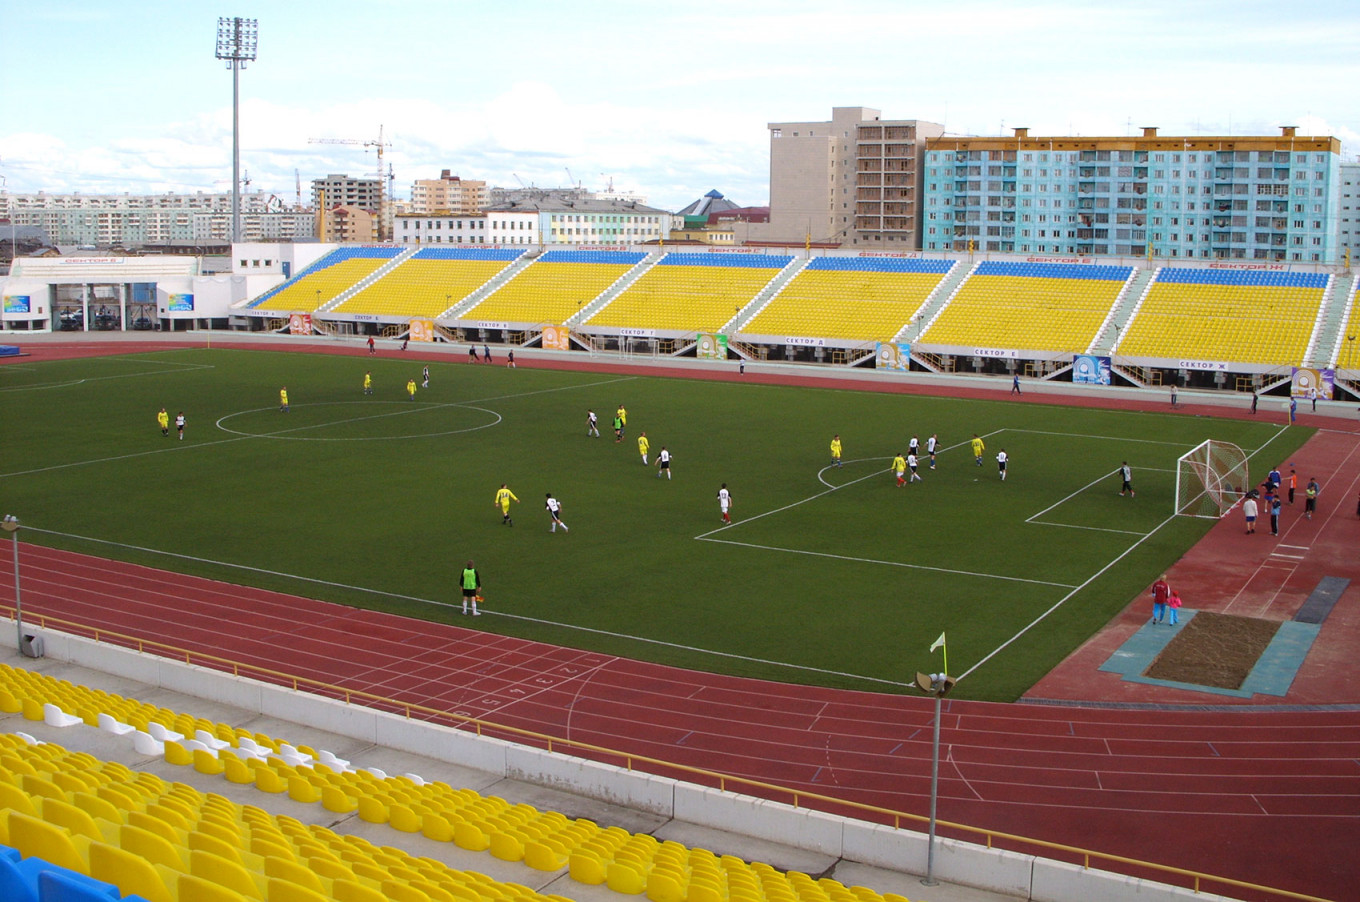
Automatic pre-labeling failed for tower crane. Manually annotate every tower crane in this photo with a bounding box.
[308,125,393,240]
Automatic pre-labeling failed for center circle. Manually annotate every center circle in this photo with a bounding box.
[215,401,502,441]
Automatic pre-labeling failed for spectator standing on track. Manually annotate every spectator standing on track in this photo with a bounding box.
[1171,385,1179,408]
[482,344,493,364]
[507,350,516,369]
[1270,494,1282,536]
[1250,391,1258,415]
[157,407,170,437]
[1118,461,1135,497]
[1150,575,1170,624]
[367,336,375,355]
[468,344,478,363]
[1305,477,1321,520]
[494,484,519,526]
[1167,590,1183,625]
[1290,396,1298,424]
[1288,469,1297,504]
[1309,387,1318,412]
[460,561,481,616]
[1011,373,1021,395]
[1268,466,1282,494]
[1243,493,1259,534]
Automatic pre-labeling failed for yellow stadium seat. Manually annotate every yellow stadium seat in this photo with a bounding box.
[331,879,389,902]
[176,872,255,902]
[287,775,322,804]
[7,809,88,874]
[193,748,225,776]
[88,840,175,902]
[265,878,331,902]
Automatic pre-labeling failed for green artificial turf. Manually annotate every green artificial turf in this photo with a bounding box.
[0,348,1310,701]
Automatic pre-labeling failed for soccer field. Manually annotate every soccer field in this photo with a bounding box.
[0,348,1310,701]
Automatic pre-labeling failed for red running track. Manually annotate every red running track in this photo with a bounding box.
[5,544,1358,902]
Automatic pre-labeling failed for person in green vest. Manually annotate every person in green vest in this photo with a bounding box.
[461,561,482,616]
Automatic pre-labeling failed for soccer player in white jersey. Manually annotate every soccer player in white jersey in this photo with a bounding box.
[906,452,922,483]
[996,449,1009,480]
[926,434,938,469]
[545,493,569,533]
[656,447,672,479]
[717,483,733,524]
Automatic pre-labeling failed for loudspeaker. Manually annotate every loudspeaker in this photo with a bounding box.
[19,634,43,659]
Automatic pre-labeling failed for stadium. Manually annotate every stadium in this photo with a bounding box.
[1,249,1357,902]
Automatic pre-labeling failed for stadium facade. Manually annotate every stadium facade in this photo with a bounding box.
[922,126,1342,263]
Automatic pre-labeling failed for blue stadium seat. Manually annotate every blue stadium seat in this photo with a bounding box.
[37,870,122,902]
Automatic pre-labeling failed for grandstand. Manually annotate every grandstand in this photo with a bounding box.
[1115,268,1330,367]
[247,248,404,313]
[461,250,649,326]
[585,253,792,335]
[332,247,523,318]
[740,257,954,344]
[918,261,1133,354]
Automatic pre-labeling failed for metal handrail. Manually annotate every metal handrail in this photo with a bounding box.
[3,607,1329,902]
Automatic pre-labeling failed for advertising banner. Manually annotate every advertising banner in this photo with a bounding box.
[288,313,311,335]
[695,333,729,359]
[1290,367,1333,400]
[875,342,911,370]
[1072,354,1112,385]
[3,295,31,314]
[541,325,571,351]
[408,319,434,342]
[168,293,194,312]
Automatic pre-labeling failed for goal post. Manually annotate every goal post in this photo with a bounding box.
[1175,440,1251,518]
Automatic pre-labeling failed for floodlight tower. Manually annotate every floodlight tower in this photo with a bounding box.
[215,16,258,245]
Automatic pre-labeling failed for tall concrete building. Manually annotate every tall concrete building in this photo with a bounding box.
[760,107,944,248]
[409,171,488,216]
[922,126,1342,262]
[311,175,381,215]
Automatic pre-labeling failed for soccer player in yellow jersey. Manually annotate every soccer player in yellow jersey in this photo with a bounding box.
[892,452,907,487]
[157,408,170,437]
[406,378,417,400]
[279,387,289,412]
[970,434,985,467]
[494,484,519,526]
[616,404,627,427]
[638,432,650,465]
[830,435,843,468]
[363,372,372,395]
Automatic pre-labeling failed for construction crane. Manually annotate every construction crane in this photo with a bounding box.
[308,125,393,240]
[294,169,302,211]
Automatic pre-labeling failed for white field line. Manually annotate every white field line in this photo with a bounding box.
[0,358,215,393]
[24,526,913,690]
[0,375,635,479]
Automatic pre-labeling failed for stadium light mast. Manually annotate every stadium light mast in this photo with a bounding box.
[215,16,258,246]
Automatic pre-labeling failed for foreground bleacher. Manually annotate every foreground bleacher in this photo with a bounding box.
[0,662,947,902]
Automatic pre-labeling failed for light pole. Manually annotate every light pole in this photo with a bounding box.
[2,515,23,654]
[915,669,955,887]
[215,16,258,246]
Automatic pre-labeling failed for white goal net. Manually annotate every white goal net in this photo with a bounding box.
[1175,439,1251,518]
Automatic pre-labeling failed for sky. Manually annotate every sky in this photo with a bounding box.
[2,0,1359,213]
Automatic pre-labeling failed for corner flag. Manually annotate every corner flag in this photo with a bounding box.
[929,632,948,678]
